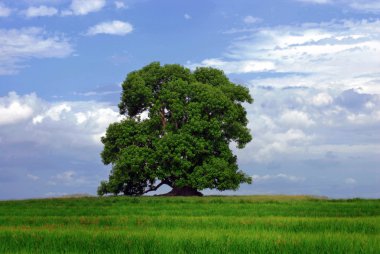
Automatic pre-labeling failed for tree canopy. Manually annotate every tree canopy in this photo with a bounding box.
[98,62,253,196]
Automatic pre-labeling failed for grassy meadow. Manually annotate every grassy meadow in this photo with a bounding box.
[0,195,379,253]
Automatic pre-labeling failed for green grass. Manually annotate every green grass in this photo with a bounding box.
[0,195,379,253]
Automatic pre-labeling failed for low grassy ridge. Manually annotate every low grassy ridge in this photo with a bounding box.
[0,195,379,253]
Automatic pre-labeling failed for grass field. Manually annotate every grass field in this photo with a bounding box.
[0,195,379,253]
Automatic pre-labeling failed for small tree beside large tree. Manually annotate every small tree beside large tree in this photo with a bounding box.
[98,62,253,196]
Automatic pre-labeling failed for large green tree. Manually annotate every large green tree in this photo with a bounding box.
[98,62,253,196]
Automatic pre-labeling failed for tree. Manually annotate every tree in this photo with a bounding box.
[98,62,253,196]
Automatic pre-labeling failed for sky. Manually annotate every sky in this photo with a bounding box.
[0,0,379,200]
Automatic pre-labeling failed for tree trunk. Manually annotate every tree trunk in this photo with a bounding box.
[161,186,203,196]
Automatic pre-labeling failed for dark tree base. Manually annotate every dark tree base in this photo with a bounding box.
[160,186,203,196]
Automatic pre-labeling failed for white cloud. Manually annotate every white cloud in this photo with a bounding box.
[312,93,333,106]
[0,102,33,125]
[229,20,380,78]
[0,3,11,17]
[0,92,37,126]
[241,85,380,164]
[280,110,315,127]
[296,0,380,12]
[349,1,380,12]
[346,110,380,124]
[0,92,122,147]
[63,0,106,16]
[280,129,311,143]
[232,83,380,165]
[114,1,127,9]
[252,173,306,182]
[243,15,261,24]
[0,27,73,75]
[75,112,88,124]
[25,5,58,17]
[195,19,380,94]
[1,89,379,199]
[184,13,191,20]
[33,103,71,123]
[250,127,314,162]
[188,58,275,74]
[86,20,133,36]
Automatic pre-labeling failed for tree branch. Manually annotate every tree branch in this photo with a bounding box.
[143,180,170,194]
[160,107,166,130]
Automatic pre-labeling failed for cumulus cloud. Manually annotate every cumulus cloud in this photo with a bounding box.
[33,104,71,124]
[311,93,333,106]
[335,89,380,114]
[234,84,380,165]
[249,127,314,162]
[1,87,379,198]
[0,27,73,75]
[0,3,11,17]
[62,0,106,16]
[0,101,33,126]
[0,92,38,126]
[0,92,124,199]
[280,110,315,127]
[346,110,380,125]
[86,20,133,36]
[24,5,58,17]
[0,92,122,147]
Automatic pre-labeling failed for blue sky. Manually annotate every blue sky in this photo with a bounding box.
[0,0,379,199]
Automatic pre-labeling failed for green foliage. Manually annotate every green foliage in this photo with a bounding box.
[100,62,253,195]
[0,196,379,253]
